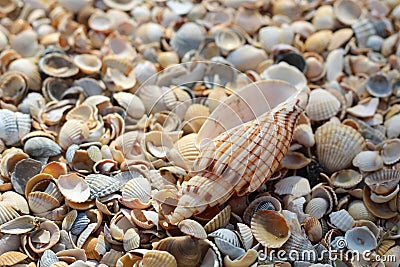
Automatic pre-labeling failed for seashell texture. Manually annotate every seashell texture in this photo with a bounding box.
[352,150,383,172]
[330,169,362,189]
[274,176,311,197]
[58,173,90,203]
[364,169,400,195]
[315,122,365,173]
[329,209,355,231]
[345,226,377,253]
[0,110,31,146]
[251,210,291,248]
[305,89,340,121]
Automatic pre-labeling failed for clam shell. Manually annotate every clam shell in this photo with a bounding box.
[170,22,205,58]
[8,58,42,91]
[0,215,37,234]
[123,228,140,251]
[261,62,307,91]
[142,250,177,267]
[305,198,329,219]
[370,185,399,203]
[39,53,79,78]
[0,191,29,214]
[58,173,90,203]
[347,97,379,118]
[274,176,311,197]
[315,122,365,173]
[70,211,91,236]
[381,139,400,165]
[305,89,340,121]
[352,151,383,172]
[364,169,400,195]
[113,92,145,120]
[227,45,268,71]
[385,114,400,139]
[86,174,121,199]
[348,200,376,221]
[302,216,322,243]
[28,191,60,214]
[215,28,245,53]
[330,169,362,189]
[168,133,200,171]
[334,0,363,25]
[282,232,316,261]
[120,177,151,209]
[237,223,253,251]
[24,137,62,158]
[293,124,315,147]
[345,226,377,253]
[251,210,290,248]
[10,29,39,58]
[329,209,355,231]
[178,219,207,239]
[281,152,311,170]
[366,73,391,97]
[259,26,294,53]
[0,251,28,266]
[204,205,231,233]
[73,54,102,74]
[305,30,333,53]
[58,120,90,150]
[82,236,101,260]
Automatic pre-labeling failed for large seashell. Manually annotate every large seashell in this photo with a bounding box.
[170,23,205,58]
[315,122,365,173]
[86,174,121,199]
[329,209,355,231]
[58,173,90,203]
[352,150,383,172]
[345,226,377,253]
[24,137,62,158]
[39,53,79,78]
[330,169,362,189]
[0,251,28,266]
[364,169,400,195]
[178,219,207,239]
[334,0,363,25]
[251,210,290,248]
[274,176,311,197]
[153,236,209,267]
[120,177,151,209]
[380,139,400,165]
[0,110,31,146]
[305,89,340,121]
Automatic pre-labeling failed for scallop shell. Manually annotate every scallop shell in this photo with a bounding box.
[381,139,400,165]
[345,226,377,253]
[274,176,311,197]
[39,53,79,78]
[28,191,60,214]
[334,0,363,25]
[58,173,90,203]
[330,169,362,189]
[329,209,355,231]
[305,89,340,121]
[315,122,365,173]
[251,210,290,248]
[364,169,400,195]
[204,205,231,233]
[24,137,62,158]
[348,200,376,221]
[120,177,151,209]
[352,150,383,172]
[178,219,207,239]
[0,251,28,266]
[58,120,90,150]
[305,198,329,219]
[142,250,177,267]
[85,174,121,199]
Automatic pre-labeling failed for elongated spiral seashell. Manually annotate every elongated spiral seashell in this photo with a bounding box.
[167,80,308,224]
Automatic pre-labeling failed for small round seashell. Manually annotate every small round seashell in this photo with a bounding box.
[334,0,363,25]
[28,220,61,253]
[302,216,323,243]
[305,197,329,219]
[183,104,210,133]
[261,62,307,91]
[73,54,102,74]
[275,52,307,73]
[364,169,400,195]
[312,5,335,30]
[24,137,62,158]
[58,173,90,203]
[28,191,60,214]
[274,176,311,197]
[385,114,400,139]
[306,89,340,121]
[170,22,205,58]
[142,250,177,267]
[348,200,377,221]
[251,210,290,248]
[0,71,28,105]
[345,226,377,253]
[305,30,333,53]
[39,53,79,78]
[330,169,362,189]
[215,28,245,54]
[380,139,400,165]
[328,28,354,51]
[329,209,355,231]
[293,124,315,147]
[178,219,207,239]
[88,12,113,33]
[352,150,383,172]
[227,45,268,72]
[10,30,39,58]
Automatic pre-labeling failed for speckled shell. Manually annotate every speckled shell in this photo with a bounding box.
[315,122,365,173]
[305,89,340,121]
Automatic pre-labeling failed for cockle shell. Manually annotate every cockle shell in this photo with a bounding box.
[302,216,323,243]
[0,202,20,225]
[334,0,363,25]
[142,250,178,267]
[364,169,400,195]
[305,197,329,219]
[204,205,231,233]
[315,122,365,173]
[39,53,79,78]
[28,220,61,253]
[366,73,391,97]
[0,251,28,266]
[58,173,90,203]
[167,80,307,224]
[345,226,377,253]
[306,89,340,121]
[330,169,362,189]
[0,71,28,105]
[120,177,151,209]
[178,219,207,239]
[352,150,383,172]
[24,137,62,158]
[170,23,205,58]
[73,54,102,74]
[348,200,376,221]
[58,120,90,150]
[329,209,355,231]
[274,176,311,197]
[0,110,31,146]
[380,139,400,165]
[86,174,121,199]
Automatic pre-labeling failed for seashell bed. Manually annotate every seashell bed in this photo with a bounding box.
[0,0,399,266]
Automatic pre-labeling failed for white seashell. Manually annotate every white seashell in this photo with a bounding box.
[237,223,253,251]
[380,138,400,164]
[385,114,400,138]
[261,62,307,91]
[305,89,340,121]
[58,173,90,203]
[274,176,311,197]
[305,197,328,219]
[0,110,31,146]
[10,30,39,58]
[226,45,268,71]
[330,169,362,189]
[312,5,335,30]
[345,226,377,253]
[120,177,151,209]
[178,219,207,239]
[352,151,383,172]
[171,23,205,58]
[123,228,140,251]
[259,25,294,52]
[329,209,355,231]
[326,49,345,82]
[334,0,363,25]
[347,97,379,118]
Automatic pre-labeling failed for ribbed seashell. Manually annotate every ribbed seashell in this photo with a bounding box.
[24,137,62,158]
[73,54,102,74]
[70,212,91,236]
[153,236,209,267]
[8,58,41,91]
[39,53,79,78]
[306,89,340,121]
[330,169,362,189]
[77,223,96,248]
[305,30,333,53]
[213,237,245,260]
[334,0,363,25]
[227,45,268,71]
[282,232,316,261]
[0,191,29,214]
[377,239,396,256]
[170,22,205,58]
[348,200,376,221]
[58,120,90,150]
[0,215,37,235]
[0,251,28,266]
[312,184,337,214]
[365,169,400,195]
[178,219,207,239]
[86,174,121,199]
[120,177,151,209]
[329,209,355,231]
[370,185,399,203]
[251,210,290,248]
[204,205,231,233]
[380,139,400,165]
[236,223,253,251]
[40,249,59,267]
[302,217,322,243]
[305,198,329,219]
[0,110,31,146]
[113,92,145,120]
[0,71,28,105]
[142,250,177,267]
[81,236,100,260]
[352,150,383,172]
[168,133,200,171]
[215,28,245,54]
[274,176,311,197]
[28,220,61,253]
[345,226,377,253]
[28,191,60,214]
[261,62,307,91]
[122,228,140,252]
[183,104,210,133]
[315,122,365,173]
[243,196,282,225]
[293,124,315,147]
[58,173,90,203]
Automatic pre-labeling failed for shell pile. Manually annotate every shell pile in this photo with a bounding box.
[0,0,399,267]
